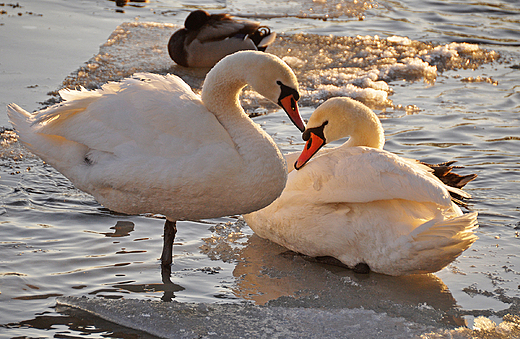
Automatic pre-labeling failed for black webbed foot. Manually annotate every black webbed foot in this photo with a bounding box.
[353,263,370,274]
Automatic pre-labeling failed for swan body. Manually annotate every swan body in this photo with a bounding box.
[244,97,478,276]
[168,10,276,68]
[8,51,305,266]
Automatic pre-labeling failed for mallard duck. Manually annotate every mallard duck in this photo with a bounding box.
[168,10,276,68]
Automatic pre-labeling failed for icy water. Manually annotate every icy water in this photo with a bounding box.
[1,0,520,338]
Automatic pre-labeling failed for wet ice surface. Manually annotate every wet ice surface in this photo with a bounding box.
[56,296,520,338]
[55,296,440,338]
[1,0,520,338]
[53,22,500,111]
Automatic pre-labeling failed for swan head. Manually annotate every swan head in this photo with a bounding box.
[295,97,385,169]
[243,52,305,132]
[206,51,305,132]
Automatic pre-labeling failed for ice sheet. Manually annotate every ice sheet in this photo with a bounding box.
[53,22,499,112]
[56,296,435,338]
[56,297,520,339]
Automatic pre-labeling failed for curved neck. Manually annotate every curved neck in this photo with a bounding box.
[343,110,385,149]
[200,59,287,211]
[201,67,246,123]
[201,62,261,155]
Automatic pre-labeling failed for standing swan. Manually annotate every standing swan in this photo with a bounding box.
[244,97,478,276]
[8,51,305,269]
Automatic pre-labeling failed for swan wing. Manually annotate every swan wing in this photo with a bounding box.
[9,73,238,195]
[32,73,235,157]
[290,146,453,207]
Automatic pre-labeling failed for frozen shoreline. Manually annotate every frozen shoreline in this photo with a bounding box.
[56,296,519,338]
[54,21,499,112]
[55,296,440,338]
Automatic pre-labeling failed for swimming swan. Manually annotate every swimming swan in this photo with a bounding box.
[8,51,305,268]
[244,97,478,276]
[169,10,276,68]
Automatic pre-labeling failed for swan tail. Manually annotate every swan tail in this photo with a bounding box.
[7,103,36,147]
[388,211,478,275]
[424,161,478,189]
[7,103,88,172]
[422,161,477,202]
[445,185,472,200]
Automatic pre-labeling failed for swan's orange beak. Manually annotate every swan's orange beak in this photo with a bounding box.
[295,132,325,170]
[279,95,305,132]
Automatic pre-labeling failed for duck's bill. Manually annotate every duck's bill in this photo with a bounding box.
[279,95,305,132]
[294,132,325,170]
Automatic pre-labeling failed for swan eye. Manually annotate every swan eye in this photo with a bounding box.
[277,81,300,102]
[302,122,327,143]
[306,136,313,150]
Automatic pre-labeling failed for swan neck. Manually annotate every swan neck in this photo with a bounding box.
[200,60,275,156]
[201,80,245,120]
[200,59,287,210]
[344,113,385,149]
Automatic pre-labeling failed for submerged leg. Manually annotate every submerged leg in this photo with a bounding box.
[160,220,177,267]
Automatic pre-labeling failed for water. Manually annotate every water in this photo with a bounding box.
[1,0,520,337]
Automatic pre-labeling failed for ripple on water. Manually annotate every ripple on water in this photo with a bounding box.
[1,2,520,337]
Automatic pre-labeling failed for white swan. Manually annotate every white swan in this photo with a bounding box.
[8,51,305,268]
[168,10,276,68]
[244,97,478,276]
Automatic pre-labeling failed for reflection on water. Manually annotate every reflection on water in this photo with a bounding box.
[101,220,135,237]
[4,307,158,339]
[112,281,184,302]
[202,220,465,327]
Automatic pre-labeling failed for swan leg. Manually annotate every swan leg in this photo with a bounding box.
[161,220,177,267]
